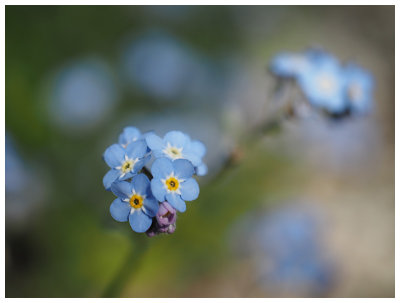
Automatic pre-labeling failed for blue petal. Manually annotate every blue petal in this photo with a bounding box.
[129,210,152,233]
[151,157,173,179]
[110,198,131,222]
[196,163,208,176]
[180,178,199,201]
[142,130,155,140]
[153,150,165,158]
[146,133,164,151]
[173,159,194,180]
[166,193,186,212]
[104,144,125,168]
[132,173,150,196]
[143,197,159,217]
[125,139,148,159]
[111,181,132,200]
[119,171,135,181]
[182,150,202,167]
[189,140,206,158]
[132,154,151,174]
[163,131,190,148]
[151,178,167,202]
[103,169,121,190]
[118,127,141,146]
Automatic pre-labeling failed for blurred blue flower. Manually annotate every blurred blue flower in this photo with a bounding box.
[6,136,29,194]
[48,58,117,131]
[150,158,199,212]
[344,63,375,115]
[121,32,196,100]
[297,51,347,114]
[254,204,335,295]
[146,130,207,176]
[103,140,150,190]
[270,48,377,118]
[6,134,48,226]
[230,202,335,296]
[110,174,159,233]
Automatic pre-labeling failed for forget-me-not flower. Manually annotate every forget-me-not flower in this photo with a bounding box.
[343,63,375,115]
[269,48,376,119]
[298,51,347,114]
[110,174,159,233]
[103,139,150,190]
[103,126,207,235]
[150,157,199,212]
[146,130,207,176]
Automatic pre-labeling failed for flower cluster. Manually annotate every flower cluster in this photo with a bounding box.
[269,48,375,117]
[102,127,207,236]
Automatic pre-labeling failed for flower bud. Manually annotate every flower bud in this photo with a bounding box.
[156,202,177,227]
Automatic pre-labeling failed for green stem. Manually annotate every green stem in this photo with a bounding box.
[212,115,285,182]
[102,235,149,297]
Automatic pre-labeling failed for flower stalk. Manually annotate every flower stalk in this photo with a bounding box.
[102,235,149,297]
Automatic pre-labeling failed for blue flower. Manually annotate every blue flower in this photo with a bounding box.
[343,63,375,115]
[146,130,207,176]
[297,51,347,114]
[150,157,199,212]
[109,174,159,233]
[103,139,150,190]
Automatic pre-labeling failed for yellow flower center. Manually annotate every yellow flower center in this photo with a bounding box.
[129,194,143,209]
[121,159,134,173]
[170,147,180,156]
[165,176,179,191]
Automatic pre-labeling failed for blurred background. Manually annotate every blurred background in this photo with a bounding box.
[5,5,394,297]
